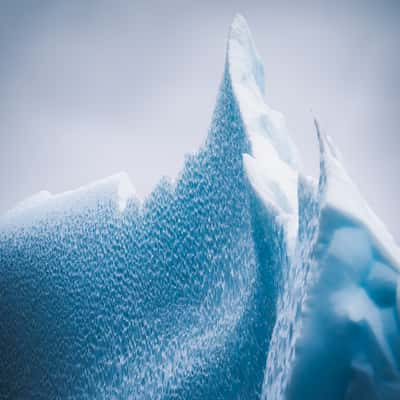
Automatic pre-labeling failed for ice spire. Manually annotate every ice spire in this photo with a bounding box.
[226,14,300,253]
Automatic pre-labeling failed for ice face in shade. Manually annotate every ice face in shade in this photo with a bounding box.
[0,14,399,400]
[281,122,400,400]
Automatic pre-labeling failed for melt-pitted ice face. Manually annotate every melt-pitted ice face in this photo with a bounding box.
[0,14,399,400]
[0,15,290,399]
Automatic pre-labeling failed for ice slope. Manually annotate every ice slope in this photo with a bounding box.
[0,13,399,400]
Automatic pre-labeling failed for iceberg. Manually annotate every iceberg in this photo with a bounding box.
[0,14,398,400]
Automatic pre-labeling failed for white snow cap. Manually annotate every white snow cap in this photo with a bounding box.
[227,14,300,254]
[4,171,136,218]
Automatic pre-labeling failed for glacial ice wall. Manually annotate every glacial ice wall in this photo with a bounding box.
[0,14,399,400]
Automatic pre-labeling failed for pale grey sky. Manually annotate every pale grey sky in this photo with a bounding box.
[0,0,399,239]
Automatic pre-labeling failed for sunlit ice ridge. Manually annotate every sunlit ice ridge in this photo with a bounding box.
[1,14,399,400]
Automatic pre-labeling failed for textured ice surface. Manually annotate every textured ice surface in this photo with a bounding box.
[0,14,399,400]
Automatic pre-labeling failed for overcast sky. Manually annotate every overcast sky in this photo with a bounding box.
[0,0,399,240]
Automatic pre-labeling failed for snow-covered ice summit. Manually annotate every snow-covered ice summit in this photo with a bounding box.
[0,14,399,400]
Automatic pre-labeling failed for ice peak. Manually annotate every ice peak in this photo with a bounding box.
[226,15,300,169]
[228,14,266,97]
[226,15,300,254]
